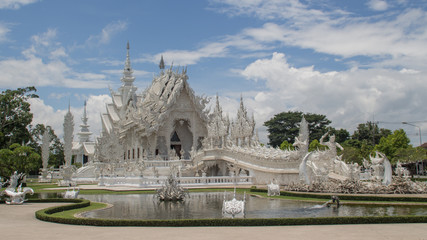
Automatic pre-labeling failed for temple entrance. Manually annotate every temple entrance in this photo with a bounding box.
[170,119,193,159]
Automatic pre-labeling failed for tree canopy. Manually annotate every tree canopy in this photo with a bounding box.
[351,121,392,146]
[374,129,411,162]
[264,111,332,147]
[0,143,40,177]
[0,86,38,149]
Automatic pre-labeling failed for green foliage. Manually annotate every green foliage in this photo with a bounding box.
[375,129,410,162]
[0,143,41,177]
[341,139,375,161]
[264,111,332,147]
[0,86,38,149]
[340,146,363,165]
[308,139,327,152]
[393,146,427,164]
[327,127,350,143]
[352,121,392,146]
[279,140,295,150]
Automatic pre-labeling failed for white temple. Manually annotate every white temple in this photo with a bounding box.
[71,43,394,188]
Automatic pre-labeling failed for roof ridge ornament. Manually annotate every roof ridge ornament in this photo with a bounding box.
[159,55,165,70]
[121,41,135,86]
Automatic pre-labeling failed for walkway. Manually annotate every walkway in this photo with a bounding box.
[1,203,427,240]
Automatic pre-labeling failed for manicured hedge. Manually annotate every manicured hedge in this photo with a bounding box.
[33,191,427,227]
[250,188,427,202]
[36,201,427,226]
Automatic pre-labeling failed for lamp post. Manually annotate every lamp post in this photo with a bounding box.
[402,122,422,146]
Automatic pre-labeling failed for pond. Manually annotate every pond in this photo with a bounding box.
[79,192,427,220]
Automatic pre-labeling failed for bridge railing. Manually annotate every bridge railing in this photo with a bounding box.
[98,175,253,187]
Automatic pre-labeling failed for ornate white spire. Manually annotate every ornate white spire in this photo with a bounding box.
[41,130,51,170]
[230,96,255,146]
[78,101,92,143]
[63,106,74,167]
[121,41,135,86]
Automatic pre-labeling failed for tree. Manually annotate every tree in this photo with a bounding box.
[0,86,38,149]
[340,146,363,165]
[374,129,410,162]
[264,111,332,148]
[352,121,392,146]
[394,146,427,164]
[0,143,40,177]
[327,127,350,143]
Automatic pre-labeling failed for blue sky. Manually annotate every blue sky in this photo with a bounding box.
[1,0,427,145]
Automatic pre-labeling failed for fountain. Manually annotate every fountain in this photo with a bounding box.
[156,167,188,201]
[222,188,246,218]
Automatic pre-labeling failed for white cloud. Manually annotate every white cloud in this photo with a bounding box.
[48,92,70,100]
[86,20,128,46]
[29,94,112,139]
[209,0,335,24]
[209,1,427,70]
[0,22,11,42]
[0,29,113,89]
[367,0,389,11]
[238,52,427,144]
[0,0,38,9]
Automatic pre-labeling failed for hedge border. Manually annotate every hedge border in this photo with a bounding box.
[34,197,427,227]
[250,188,427,202]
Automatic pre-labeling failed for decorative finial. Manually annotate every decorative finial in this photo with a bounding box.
[159,55,165,70]
[121,41,135,86]
[82,100,88,125]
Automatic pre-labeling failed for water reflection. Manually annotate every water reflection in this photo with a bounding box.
[80,192,427,220]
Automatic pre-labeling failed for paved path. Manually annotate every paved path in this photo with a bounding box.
[1,203,427,240]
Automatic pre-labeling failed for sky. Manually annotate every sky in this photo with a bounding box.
[1,0,427,146]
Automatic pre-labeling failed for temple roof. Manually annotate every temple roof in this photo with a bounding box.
[120,67,209,137]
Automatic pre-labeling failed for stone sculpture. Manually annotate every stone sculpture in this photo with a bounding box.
[63,187,80,199]
[2,172,34,205]
[368,151,392,186]
[267,179,280,196]
[156,167,188,201]
[395,161,410,178]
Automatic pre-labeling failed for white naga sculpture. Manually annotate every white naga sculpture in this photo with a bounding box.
[59,106,76,186]
[267,179,280,196]
[2,172,34,205]
[222,189,246,218]
[368,151,392,185]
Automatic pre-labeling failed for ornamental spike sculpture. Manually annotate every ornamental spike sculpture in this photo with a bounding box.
[63,107,74,167]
